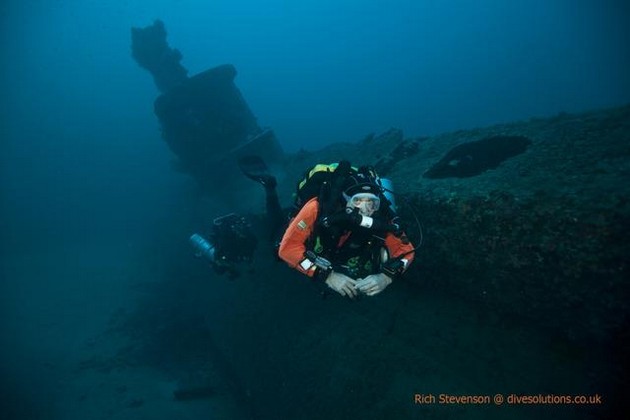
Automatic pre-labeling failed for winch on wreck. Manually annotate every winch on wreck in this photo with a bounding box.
[131,20,283,194]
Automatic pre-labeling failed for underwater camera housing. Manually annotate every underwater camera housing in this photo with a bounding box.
[211,213,257,263]
[190,213,258,265]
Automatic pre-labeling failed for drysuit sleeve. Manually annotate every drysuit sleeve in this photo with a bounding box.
[278,198,320,277]
[384,232,415,273]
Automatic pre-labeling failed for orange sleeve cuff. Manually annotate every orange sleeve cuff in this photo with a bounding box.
[384,233,415,269]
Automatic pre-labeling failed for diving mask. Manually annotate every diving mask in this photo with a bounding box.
[345,192,380,217]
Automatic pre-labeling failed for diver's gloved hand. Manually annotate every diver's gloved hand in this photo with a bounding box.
[320,209,359,228]
[325,271,358,298]
[355,273,392,296]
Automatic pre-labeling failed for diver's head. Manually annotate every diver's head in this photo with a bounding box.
[343,174,381,217]
[345,192,380,217]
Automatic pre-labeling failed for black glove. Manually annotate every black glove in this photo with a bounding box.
[320,208,358,228]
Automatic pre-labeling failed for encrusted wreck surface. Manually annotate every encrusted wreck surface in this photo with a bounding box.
[281,105,630,343]
[82,105,628,419]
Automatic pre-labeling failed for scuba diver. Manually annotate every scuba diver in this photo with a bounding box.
[277,161,415,298]
[190,156,416,297]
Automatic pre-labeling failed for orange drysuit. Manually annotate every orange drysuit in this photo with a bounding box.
[278,198,415,278]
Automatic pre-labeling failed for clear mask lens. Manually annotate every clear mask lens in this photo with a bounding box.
[348,193,380,216]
